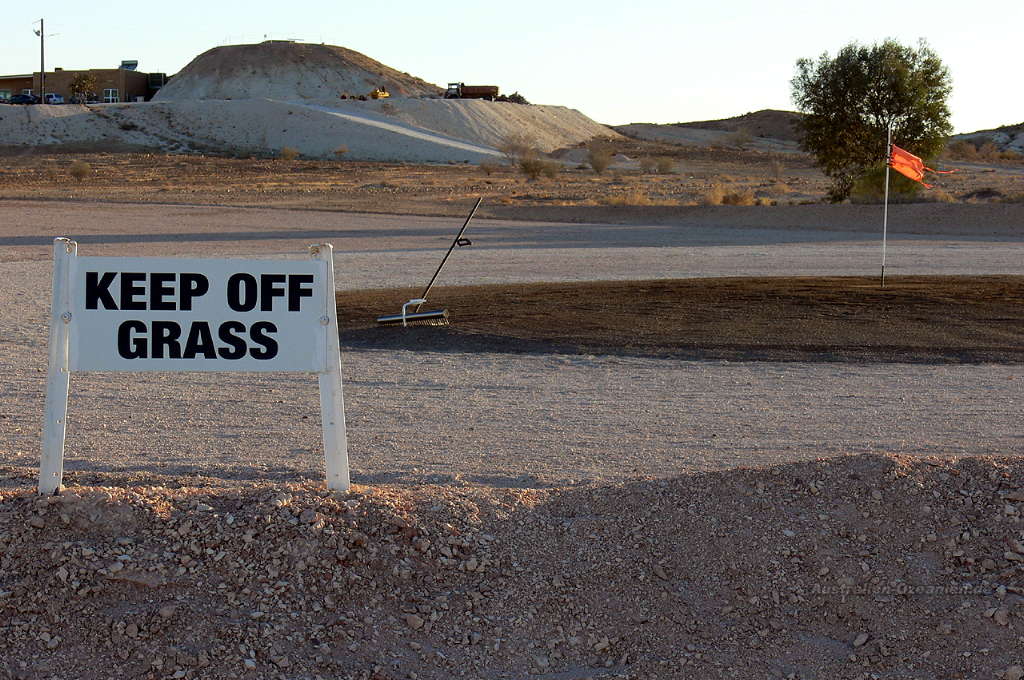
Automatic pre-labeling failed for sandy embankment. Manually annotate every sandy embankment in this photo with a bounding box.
[0,98,616,162]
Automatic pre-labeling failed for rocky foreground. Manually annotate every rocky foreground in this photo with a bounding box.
[2,453,1024,679]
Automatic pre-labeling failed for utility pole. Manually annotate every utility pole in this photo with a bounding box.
[34,19,45,102]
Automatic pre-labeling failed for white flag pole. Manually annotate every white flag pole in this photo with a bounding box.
[881,124,893,288]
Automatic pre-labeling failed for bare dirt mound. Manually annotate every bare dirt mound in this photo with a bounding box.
[3,454,1024,678]
[672,109,804,143]
[338,276,1024,364]
[614,109,804,152]
[153,41,443,102]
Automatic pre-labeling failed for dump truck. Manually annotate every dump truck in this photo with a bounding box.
[445,83,499,101]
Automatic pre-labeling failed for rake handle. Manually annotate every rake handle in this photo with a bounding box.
[416,197,482,310]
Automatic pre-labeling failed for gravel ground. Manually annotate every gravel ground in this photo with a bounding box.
[3,201,1024,679]
[2,201,1021,488]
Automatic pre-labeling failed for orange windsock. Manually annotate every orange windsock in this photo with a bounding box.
[888,145,957,188]
[889,145,930,187]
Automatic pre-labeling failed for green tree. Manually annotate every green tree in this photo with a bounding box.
[791,39,952,201]
[69,73,97,103]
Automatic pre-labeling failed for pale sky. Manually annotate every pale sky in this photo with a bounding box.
[2,0,1019,134]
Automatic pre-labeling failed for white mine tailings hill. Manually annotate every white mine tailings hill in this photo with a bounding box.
[153,41,442,101]
[0,41,616,163]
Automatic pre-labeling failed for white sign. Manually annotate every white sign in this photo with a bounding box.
[39,239,349,495]
[68,257,327,372]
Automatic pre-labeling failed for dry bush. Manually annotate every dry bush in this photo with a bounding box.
[379,102,396,115]
[499,134,538,165]
[1002,192,1024,203]
[603,189,653,206]
[701,184,726,206]
[769,159,785,182]
[68,160,92,182]
[519,158,559,180]
[655,157,675,174]
[333,145,349,158]
[927,189,958,203]
[977,142,1000,161]
[768,182,793,195]
[721,188,756,206]
[945,139,978,161]
[724,127,753,149]
[279,147,300,161]
[946,137,1021,163]
[850,166,923,204]
[479,162,500,176]
[639,157,658,174]
[586,138,614,175]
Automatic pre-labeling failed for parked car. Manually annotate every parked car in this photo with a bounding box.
[9,94,39,105]
[43,93,64,104]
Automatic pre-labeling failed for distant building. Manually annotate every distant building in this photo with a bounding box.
[0,74,34,100]
[0,62,168,103]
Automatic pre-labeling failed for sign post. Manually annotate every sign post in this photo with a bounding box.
[40,238,76,494]
[39,238,350,494]
[312,243,350,491]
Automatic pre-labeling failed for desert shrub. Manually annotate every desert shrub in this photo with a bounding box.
[379,102,396,115]
[586,139,614,175]
[945,139,978,160]
[479,162,500,176]
[603,189,653,206]
[1002,192,1024,203]
[119,121,138,131]
[769,159,785,182]
[655,157,675,174]
[279,147,300,161]
[519,158,560,180]
[639,157,658,174]
[721,188,756,206]
[496,91,530,105]
[701,184,726,206]
[724,127,753,149]
[944,138,1020,162]
[499,134,538,165]
[68,160,92,182]
[977,142,1000,161]
[927,189,957,203]
[333,145,349,158]
[769,182,792,195]
[850,166,923,203]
